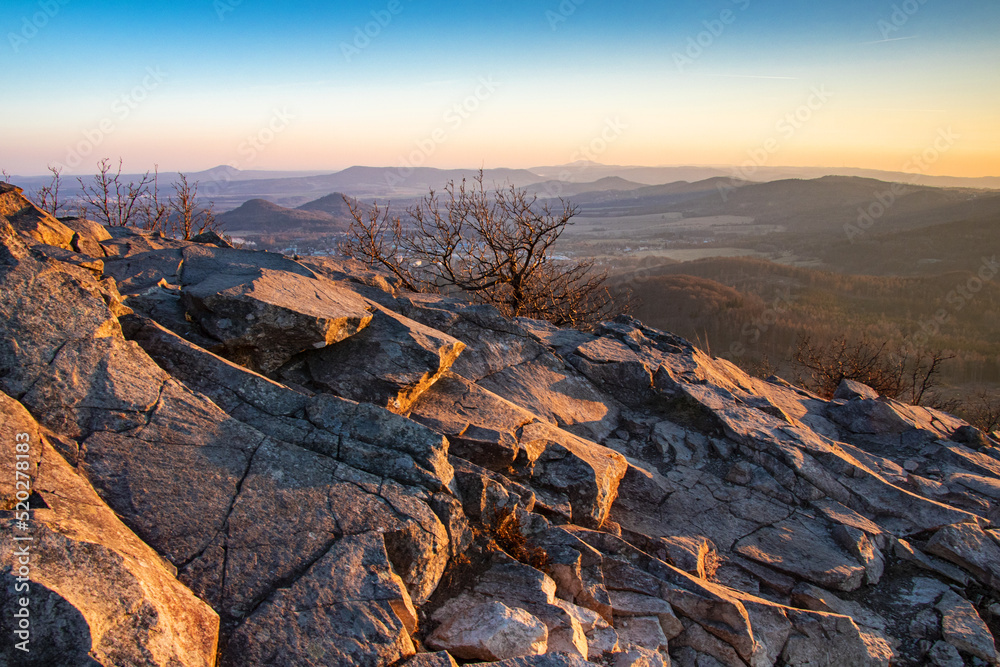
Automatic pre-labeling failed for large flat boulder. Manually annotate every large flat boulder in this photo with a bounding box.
[183,266,373,373]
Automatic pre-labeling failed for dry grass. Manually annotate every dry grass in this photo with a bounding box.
[481,506,550,570]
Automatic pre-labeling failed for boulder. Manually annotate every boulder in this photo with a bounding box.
[59,216,112,257]
[475,352,621,442]
[926,522,1000,593]
[613,616,669,652]
[936,589,998,664]
[402,653,460,667]
[834,379,880,401]
[0,220,128,399]
[409,372,534,470]
[182,267,373,373]
[517,422,629,528]
[427,601,548,661]
[279,304,464,413]
[611,648,669,667]
[0,182,75,249]
[781,608,892,667]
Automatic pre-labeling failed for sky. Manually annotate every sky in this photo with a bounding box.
[2,0,999,177]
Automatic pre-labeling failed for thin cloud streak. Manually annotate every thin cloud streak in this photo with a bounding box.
[859,35,920,45]
[701,74,799,80]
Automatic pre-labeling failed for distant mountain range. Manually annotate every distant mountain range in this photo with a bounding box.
[11,162,999,214]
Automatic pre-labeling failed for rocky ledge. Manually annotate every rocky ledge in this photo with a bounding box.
[2,181,1000,666]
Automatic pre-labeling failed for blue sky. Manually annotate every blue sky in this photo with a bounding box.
[3,0,998,176]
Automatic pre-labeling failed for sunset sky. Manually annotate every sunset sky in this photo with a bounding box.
[3,0,999,177]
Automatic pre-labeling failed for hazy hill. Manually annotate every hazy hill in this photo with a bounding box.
[296,192,359,217]
[215,198,346,234]
[818,214,1000,276]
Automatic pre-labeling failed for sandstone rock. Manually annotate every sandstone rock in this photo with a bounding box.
[936,589,998,664]
[789,583,887,634]
[126,315,455,494]
[451,457,536,521]
[517,421,628,528]
[672,622,745,667]
[307,393,456,493]
[190,230,232,247]
[409,372,533,470]
[0,225,126,399]
[927,641,965,667]
[478,656,592,667]
[103,248,184,294]
[60,216,112,257]
[660,536,716,579]
[279,304,464,413]
[0,391,43,507]
[427,600,548,661]
[100,226,190,258]
[781,608,892,667]
[475,352,621,442]
[589,626,621,657]
[608,591,683,638]
[475,563,557,606]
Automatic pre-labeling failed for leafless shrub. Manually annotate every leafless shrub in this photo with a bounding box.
[340,170,626,329]
[793,334,953,405]
[960,387,1000,434]
[169,173,218,240]
[78,158,162,229]
[34,165,66,216]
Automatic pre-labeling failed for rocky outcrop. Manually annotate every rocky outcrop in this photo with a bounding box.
[3,203,1000,667]
[0,391,219,667]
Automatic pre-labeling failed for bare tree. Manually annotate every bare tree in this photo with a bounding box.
[35,165,65,216]
[961,387,1000,434]
[340,171,625,328]
[78,158,155,227]
[138,165,169,233]
[1,169,11,184]
[792,334,953,405]
[169,173,218,239]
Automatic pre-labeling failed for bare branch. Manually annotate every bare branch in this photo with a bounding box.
[340,170,628,328]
